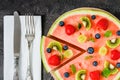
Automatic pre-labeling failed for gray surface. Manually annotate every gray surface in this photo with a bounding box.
[1,0,120,80]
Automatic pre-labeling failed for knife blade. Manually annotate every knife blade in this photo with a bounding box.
[13,11,21,80]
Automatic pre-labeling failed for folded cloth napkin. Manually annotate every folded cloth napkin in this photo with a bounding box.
[4,16,42,80]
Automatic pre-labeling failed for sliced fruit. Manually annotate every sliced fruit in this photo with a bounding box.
[99,46,107,56]
[106,38,120,48]
[90,70,101,80]
[47,41,62,53]
[111,50,120,60]
[91,15,96,20]
[113,72,120,80]
[116,62,120,68]
[63,50,73,58]
[65,24,76,35]
[102,61,118,78]
[70,64,76,74]
[116,30,120,36]
[104,30,112,37]
[77,34,87,43]
[75,69,86,80]
[84,55,93,60]
[97,18,108,30]
[80,16,91,30]
[89,37,95,42]
[48,55,61,66]
[78,23,82,29]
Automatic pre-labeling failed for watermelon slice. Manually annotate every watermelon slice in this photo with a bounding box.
[40,36,85,72]
[41,8,120,80]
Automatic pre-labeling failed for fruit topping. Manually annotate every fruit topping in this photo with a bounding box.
[116,62,120,68]
[95,33,101,39]
[78,23,82,29]
[97,18,108,30]
[77,34,87,43]
[48,55,60,66]
[46,48,52,53]
[106,38,120,48]
[80,16,91,30]
[90,70,101,80]
[65,24,76,35]
[113,72,120,80]
[84,55,93,60]
[111,50,120,60]
[70,64,76,74]
[89,37,95,42]
[116,30,120,36]
[59,21,64,26]
[102,61,118,78]
[104,30,112,37]
[87,47,94,54]
[91,15,96,20]
[93,61,98,66]
[64,72,70,78]
[63,45,68,50]
[47,41,62,53]
[63,50,73,58]
[99,46,107,56]
[75,69,86,80]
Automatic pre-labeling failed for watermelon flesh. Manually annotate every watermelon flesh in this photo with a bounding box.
[40,36,84,72]
[41,8,120,80]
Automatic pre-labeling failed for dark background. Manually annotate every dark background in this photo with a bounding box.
[1,0,120,80]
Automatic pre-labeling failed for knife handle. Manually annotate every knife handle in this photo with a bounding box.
[13,57,19,80]
[26,65,33,80]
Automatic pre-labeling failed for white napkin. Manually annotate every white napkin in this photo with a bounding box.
[4,16,42,80]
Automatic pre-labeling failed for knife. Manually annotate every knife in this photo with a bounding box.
[13,11,21,80]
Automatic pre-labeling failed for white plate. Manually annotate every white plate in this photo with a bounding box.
[4,16,42,80]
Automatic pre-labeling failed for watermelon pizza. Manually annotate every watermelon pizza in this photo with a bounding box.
[40,8,120,80]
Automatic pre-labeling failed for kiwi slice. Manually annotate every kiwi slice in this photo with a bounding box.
[47,41,62,53]
[104,30,112,37]
[77,34,87,43]
[106,38,120,48]
[99,46,107,56]
[70,64,76,74]
[80,16,91,30]
[75,69,86,80]
[63,50,73,58]
[102,61,118,78]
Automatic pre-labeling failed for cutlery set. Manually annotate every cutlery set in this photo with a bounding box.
[13,11,35,80]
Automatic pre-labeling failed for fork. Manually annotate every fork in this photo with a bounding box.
[25,15,35,80]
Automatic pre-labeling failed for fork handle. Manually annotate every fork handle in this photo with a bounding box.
[26,65,33,80]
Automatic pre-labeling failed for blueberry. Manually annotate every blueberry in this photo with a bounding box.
[64,72,70,78]
[93,61,98,66]
[116,62,120,68]
[87,47,94,54]
[63,45,68,50]
[91,15,96,20]
[95,33,101,39]
[116,30,120,36]
[59,21,64,26]
[46,48,52,53]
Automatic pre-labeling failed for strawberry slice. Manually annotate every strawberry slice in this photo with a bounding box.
[111,50,120,60]
[97,18,108,30]
[90,70,101,80]
[48,55,60,66]
[65,24,76,35]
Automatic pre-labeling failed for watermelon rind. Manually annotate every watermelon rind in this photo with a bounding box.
[41,7,120,79]
[40,36,51,72]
